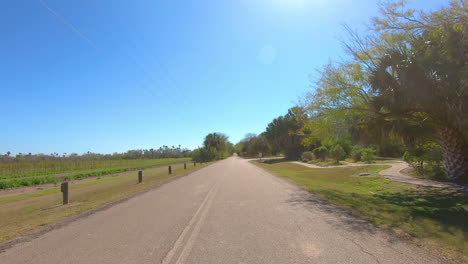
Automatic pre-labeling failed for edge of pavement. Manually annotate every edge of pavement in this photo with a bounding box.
[0,161,217,254]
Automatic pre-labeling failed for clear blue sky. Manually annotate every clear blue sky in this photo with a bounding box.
[1,0,449,155]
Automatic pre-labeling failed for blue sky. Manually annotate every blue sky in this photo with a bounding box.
[1,0,450,155]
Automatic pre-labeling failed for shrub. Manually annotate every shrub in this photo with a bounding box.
[403,143,445,180]
[361,148,376,163]
[313,146,328,161]
[350,145,365,162]
[333,137,352,156]
[191,148,216,162]
[301,151,314,162]
[330,145,345,164]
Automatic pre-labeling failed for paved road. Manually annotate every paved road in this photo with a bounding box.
[0,157,447,264]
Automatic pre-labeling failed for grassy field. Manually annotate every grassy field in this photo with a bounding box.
[0,158,191,189]
[255,161,467,263]
[0,158,191,179]
[0,162,211,243]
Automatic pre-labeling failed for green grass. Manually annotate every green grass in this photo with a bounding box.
[0,162,212,243]
[0,168,140,189]
[374,159,402,164]
[255,161,468,263]
[0,158,191,179]
[0,177,61,189]
[306,159,345,166]
[0,158,191,189]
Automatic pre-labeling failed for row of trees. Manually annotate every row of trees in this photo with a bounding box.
[192,133,235,162]
[235,108,307,159]
[1,145,192,163]
[237,1,467,183]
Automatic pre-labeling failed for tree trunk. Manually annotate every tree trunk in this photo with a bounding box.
[438,127,468,184]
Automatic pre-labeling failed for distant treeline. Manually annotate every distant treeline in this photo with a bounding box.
[0,145,192,163]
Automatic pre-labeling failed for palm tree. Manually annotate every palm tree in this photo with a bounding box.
[370,37,467,183]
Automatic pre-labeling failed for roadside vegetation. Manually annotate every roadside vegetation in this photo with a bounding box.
[237,1,467,184]
[0,162,212,243]
[0,158,188,190]
[0,146,192,190]
[255,161,467,263]
[0,158,190,190]
[0,158,190,180]
[0,146,191,178]
[191,133,235,162]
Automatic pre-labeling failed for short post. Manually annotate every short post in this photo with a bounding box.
[61,182,69,205]
[194,162,196,166]
[138,170,143,183]
[184,163,187,170]
[168,165,172,174]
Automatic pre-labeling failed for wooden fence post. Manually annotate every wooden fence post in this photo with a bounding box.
[61,182,69,205]
[184,163,187,170]
[138,170,143,183]
[168,166,172,174]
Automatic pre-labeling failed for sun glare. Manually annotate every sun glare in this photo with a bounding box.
[272,0,328,14]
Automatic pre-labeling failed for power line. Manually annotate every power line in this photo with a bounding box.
[38,0,100,53]
[38,0,159,98]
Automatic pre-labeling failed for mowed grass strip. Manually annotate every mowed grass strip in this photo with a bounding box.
[254,161,468,263]
[0,162,210,243]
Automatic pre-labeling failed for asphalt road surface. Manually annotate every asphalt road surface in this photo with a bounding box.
[0,157,447,264]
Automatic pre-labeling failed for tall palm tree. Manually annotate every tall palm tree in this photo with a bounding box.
[370,29,467,183]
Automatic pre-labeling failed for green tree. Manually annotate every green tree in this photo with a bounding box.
[330,145,346,164]
[303,62,371,147]
[368,1,467,182]
[312,146,328,162]
[350,145,365,162]
[303,1,467,183]
[361,147,376,164]
[264,107,308,159]
[193,133,233,161]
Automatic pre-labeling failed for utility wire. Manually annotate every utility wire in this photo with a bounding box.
[38,0,159,98]
[38,0,101,53]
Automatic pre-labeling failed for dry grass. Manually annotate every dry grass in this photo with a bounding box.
[0,162,210,243]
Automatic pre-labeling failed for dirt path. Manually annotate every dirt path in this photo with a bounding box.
[292,161,467,191]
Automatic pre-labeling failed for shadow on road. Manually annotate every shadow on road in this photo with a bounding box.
[284,185,467,246]
[285,190,383,236]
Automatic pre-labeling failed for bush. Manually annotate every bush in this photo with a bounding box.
[191,148,217,162]
[191,149,202,162]
[333,137,352,156]
[301,151,314,162]
[313,146,328,161]
[350,145,365,162]
[361,148,376,163]
[378,141,406,157]
[330,145,345,164]
[403,143,445,180]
